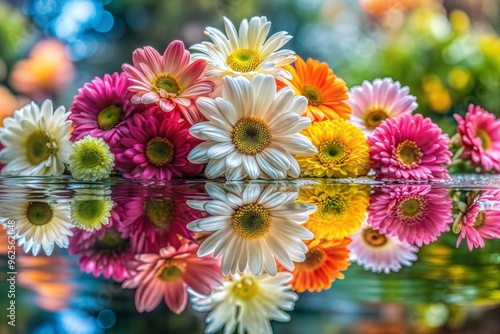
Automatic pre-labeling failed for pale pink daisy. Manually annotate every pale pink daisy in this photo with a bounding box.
[454,104,500,172]
[70,72,141,148]
[113,110,203,179]
[456,191,500,251]
[349,220,419,274]
[368,113,452,180]
[368,185,452,246]
[122,40,214,125]
[122,242,222,314]
[348,78,417,136]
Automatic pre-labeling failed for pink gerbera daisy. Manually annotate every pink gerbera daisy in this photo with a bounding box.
[368,113,452,180]
[454,104,500,172]
[348,78,417,136]
[122,40,214,125]
[119,192,201,252]
[368,185,452,246]
[456,190,500,250]
[113,110,203,179]
[122,242,221,314]
[70,72,141,147]
[69,223,139,282]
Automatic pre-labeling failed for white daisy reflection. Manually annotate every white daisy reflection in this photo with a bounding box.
[188,269,297,334]
[187,182,316,276]
[349,220,419,274]
[1,199,73,256]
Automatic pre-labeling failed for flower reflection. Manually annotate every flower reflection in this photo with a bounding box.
[70,196,113,232]
[349,220,419,274]
[280,238,351,293]
[122,242,221,314]
[69,219,137,282]
[187,182,315,276]
[368,185,452,246]
[455,190,500,250]
[189,270,297,334]
[1,199,73,256]
[119,190,200,252]
[299,183,370,240]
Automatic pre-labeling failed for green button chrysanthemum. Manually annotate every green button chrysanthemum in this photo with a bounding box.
[70,197,113,232]
[69,136,114,182]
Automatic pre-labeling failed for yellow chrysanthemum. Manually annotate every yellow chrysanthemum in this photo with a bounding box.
[279,56,351,121]
[300,183,370,240]
[296,119,370,178]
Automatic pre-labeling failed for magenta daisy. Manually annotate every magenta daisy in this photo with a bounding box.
[456,191,500,251]
[70,72,140,148]
[122,40,214,125]
[348,78,417,136]
[454,104,500,172]
[122,242,222,314]
[368,113,452,180]
[349,220,419,274]
[69,221,139,282]
[113,111,203,179]
[119,194,201,252]
[368,185,452,246]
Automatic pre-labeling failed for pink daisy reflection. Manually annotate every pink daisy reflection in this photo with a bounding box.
[368,185,452,246]
[457,191,500,250]
[119,195,201,252]
[455,104,500,172]
[122,242,222,314]
[113,111,203,179]
[70,72,141,148]
[122,40,214,124]
[368,113,452,180]
[348,78,417,136]
[69,221,138,282]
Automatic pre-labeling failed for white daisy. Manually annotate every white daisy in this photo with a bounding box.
[1,200,73,256]
[188,74,317,180]
[191,16,295,91]
[348,220,419,274]
[0,99,72,176]
[187,182,315,276]
[188,270,298,334]
[348,78,418,136]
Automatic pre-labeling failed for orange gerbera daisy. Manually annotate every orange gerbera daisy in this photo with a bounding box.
[278,56,351,121]
[279,238,351,293]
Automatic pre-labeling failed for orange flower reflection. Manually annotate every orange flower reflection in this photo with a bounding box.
[9,39,74,99]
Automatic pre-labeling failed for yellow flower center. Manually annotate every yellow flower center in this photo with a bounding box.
[226,48,262,73]
[396,140,423,168]
[294,246,326,271]
[233,277,259,300]
[152,74,182,95]
[158,264,183,281]
[362,227,388,247]
[317,140,350,167]
[25,129,58,166]
[78,145,106,169]
[477,128,492,150]
[145,137,175,167]
[473,211,486,229]
[396,196,428,224]
[26,202,53,226]
[232,204,271,239]
[316,196,347,220]
[144,199,175,228]
[302,85,323,106]
[72,199,108,225]
[364,108,389,130]
[232,117,271,155]
[97,104,124,130]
